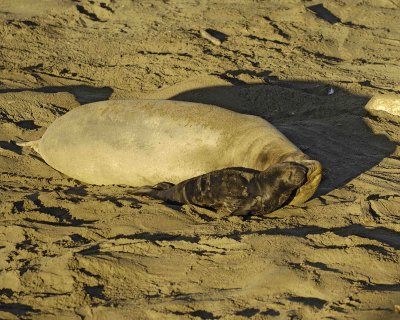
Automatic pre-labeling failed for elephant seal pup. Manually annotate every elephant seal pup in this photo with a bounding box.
[18,99,322,210]
[136,161,312,216]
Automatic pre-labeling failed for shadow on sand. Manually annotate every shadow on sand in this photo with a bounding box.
[161,77,395,196]
[0,84,113,104]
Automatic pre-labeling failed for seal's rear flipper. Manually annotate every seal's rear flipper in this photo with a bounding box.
[16,140,41,153]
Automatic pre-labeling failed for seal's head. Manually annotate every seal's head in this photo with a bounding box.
[268,150,323,206]
[246,162,309,214]
[243,159,322,215]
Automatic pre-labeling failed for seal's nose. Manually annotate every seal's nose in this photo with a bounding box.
[288,159,322,205]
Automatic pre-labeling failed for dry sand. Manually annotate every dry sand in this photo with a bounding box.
[1,0,400,319]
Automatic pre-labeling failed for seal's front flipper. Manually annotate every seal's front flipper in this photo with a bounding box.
[132,181,175,198]
[239,162,308,215]
[152,182,175,190]
[230,198,259,216]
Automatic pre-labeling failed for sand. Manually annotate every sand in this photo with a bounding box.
[0,0,400,319]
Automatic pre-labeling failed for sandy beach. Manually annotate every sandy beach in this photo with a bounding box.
[0,0,400,319]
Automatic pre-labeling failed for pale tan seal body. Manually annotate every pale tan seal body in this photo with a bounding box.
[20,99,321,206]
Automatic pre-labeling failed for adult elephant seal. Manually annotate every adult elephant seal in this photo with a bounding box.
[19,99,322,215]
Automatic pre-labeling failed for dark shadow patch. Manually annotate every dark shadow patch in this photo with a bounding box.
[15,120,40,129]
[288,296,327,309]
[21,20,39,28]
[79,268,102,280]
[100,2,114,13]
[295,47,344,63]
[288,262,304,270]
[267,78,337,95]
[22,63,43,71]
[25,193,96,226]
[93,195,123,207]
[111,232,201,243]
[330,241,365,252]
[363,283,400,291]
[204,28,228,42]
[235,308,260,317]
[193,210,222,222]
[260,309,280,316]
[162,202,183,212]
[232,224,400,252]
[64,186,88,196]
[15,238,39,252]
[0,302,39,316]
[0,141,22,155]
[366,194,399,201]
[173,310,220,319]
[248,223,399,248]
[12,200,25,213]
[78,244,102,256]
[84,285,107,300]
[364,201,381,223]
[304,261,341,273]
[76,5,103,22]
[0,288,14,298]
[137,50,193,58]
[357,244,391,255]
[190,310,219,319]
[39,206,71,221]
[5,19,39,30]
[343,21,368,29]
[93,194,143,209]
[64,196,83,204]
[246,34,288,45]
[332,224,400,251]
[224,69,273,84]
[243,225,328,238]
[70,233,91,244]
[55,233,92,248]
[307,4,341,24]
[330,305,346,313]
[18,258,36,275]
[263,16,290,39]
[0,85,113,104]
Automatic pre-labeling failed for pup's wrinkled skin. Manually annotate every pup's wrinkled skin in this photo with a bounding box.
[136,161,317,216]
